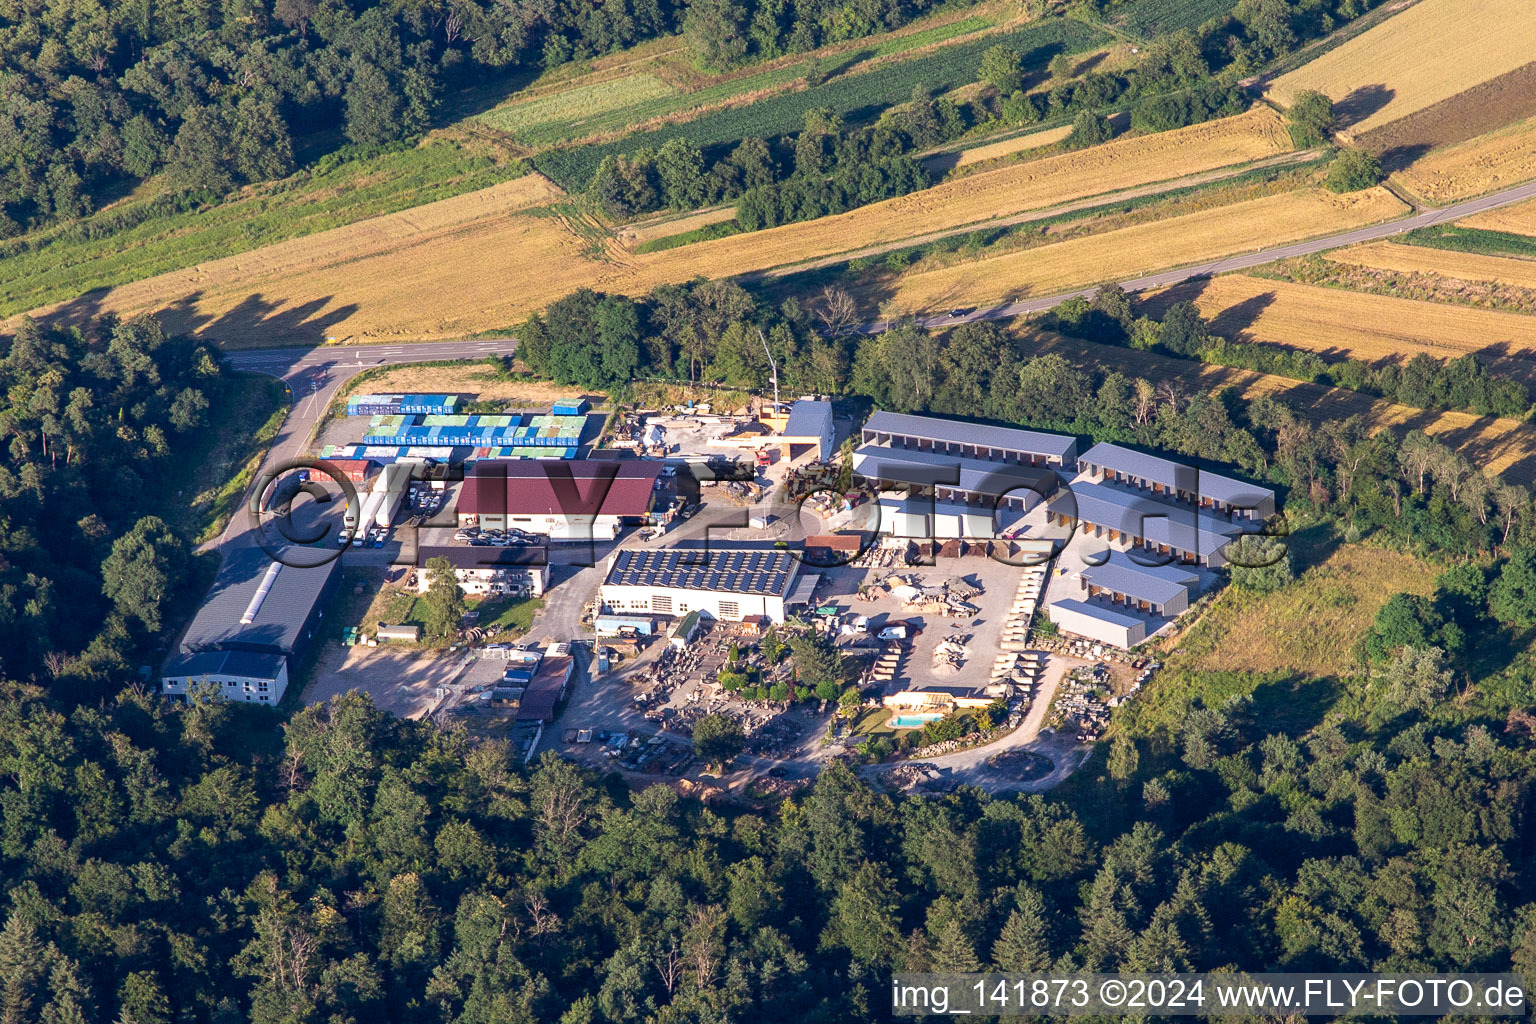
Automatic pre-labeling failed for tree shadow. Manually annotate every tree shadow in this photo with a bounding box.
[1376,142,1431,172]
[1131,274,1214,317]
[26,286,360,356]
[1202,290,1277,341]
[1333,83,1396,130]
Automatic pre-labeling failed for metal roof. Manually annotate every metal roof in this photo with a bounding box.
[1079,555,1198,606]
[783,400,833,439]
[1079,442,1274,509]
[1061,481,1245,557]
[1050,598,1149,630]
[178,546,338,657]
[162,648,286,681]
[517,655,573,722]
[457,461,659,517]
[605,548,797,597]
[862,411,1076,462]
[855,445,1057,499]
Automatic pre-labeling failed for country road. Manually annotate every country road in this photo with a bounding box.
[209,338,519,554]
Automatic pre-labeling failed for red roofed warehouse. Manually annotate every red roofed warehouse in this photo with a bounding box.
[456,461,661,540]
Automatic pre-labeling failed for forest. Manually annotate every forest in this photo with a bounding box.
[2,660,1534,1022]
[1,0,1385,239]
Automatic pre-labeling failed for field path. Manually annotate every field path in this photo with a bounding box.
[759,148,1323,278]
[881,176,1536,332]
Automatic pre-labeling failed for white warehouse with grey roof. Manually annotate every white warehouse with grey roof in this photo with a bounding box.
[599,547,809,624]
[856,411,1074,538]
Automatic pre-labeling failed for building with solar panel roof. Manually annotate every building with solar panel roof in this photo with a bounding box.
[598,547,809,624]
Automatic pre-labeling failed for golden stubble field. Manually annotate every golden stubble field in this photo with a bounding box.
[1266,0,1536,137]
[16,109,1295,345]
[1325,241,1536,289]
[1033,330,1536,483]
[1395,115,1536,203]
[942,123,1075,169]
[1175,272,1536,367]
[869,187,1406,312]
[637,106,1292,273]
[14,173,580,346]
[1459,195,1536,235]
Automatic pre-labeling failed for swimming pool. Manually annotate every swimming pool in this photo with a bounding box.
[891,712,946,728]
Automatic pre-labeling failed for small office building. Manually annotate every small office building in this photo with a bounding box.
[600,548,801,624]
[456,461,661,540]
[162,547,340,704]
[415,545,549,597]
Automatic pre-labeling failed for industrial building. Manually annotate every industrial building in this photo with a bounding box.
[416,545,549,597]
[1076,442,1276,521]
[599,547,808,624]
[161,547,340,704]
[861,411,1078,469]
[456,461,661,540]
[1048,480,1249,568]
[779,400,836,461]
[517,652,575,723]
[1076,556,1200,617]
[1047,599,1150,648]
[854,444,1060,538]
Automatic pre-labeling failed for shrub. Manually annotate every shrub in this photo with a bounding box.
[1326,148,1384,192]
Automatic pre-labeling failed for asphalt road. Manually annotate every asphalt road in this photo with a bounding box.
[873,177,1536,332]
[212,338,518,552]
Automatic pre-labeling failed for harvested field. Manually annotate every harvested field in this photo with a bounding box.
[14,174,582,348]
[1460,196,1536,236]
[1359,60,1536,158]
[1325,241,1536,289]
[638,107,1290,267]
[19,110,1298,347]
[1393,115,1536,203]
[869,187,1405,313]
[1030,330,1536,483]
[1162,273,1536,382]
[941,124,1074,169]
[1265,0,1536,137]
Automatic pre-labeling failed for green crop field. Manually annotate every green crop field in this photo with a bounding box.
[1402,224,1536,260]
[534,18,1108,190]
[474,15,998,151]
[0,143,524,318]
[1118,0,1236,37]
[477,73,677,143]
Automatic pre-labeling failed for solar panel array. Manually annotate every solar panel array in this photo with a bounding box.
[608,549,794,596]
